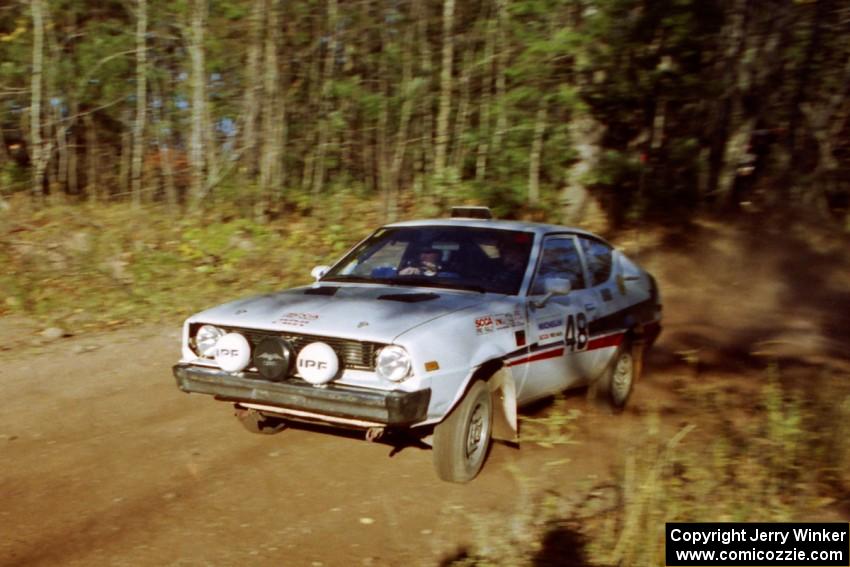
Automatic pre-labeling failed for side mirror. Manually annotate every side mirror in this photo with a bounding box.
[310,265,330,281]
[532,277,571,308]
[544,277,571,296]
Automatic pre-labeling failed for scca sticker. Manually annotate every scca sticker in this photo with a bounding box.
[475,316,494,335]
[539,331,564,341]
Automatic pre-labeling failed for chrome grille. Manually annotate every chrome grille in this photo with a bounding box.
[213,325,383,371]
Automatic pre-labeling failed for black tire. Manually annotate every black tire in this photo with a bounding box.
[602,341,638,410]
[432,380,492,483]
[234,406,287,435]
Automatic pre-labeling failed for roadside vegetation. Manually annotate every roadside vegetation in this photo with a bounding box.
[444,369,850,566]
[0,192,389,330]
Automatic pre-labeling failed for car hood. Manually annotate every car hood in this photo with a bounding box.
[188,284,491,342]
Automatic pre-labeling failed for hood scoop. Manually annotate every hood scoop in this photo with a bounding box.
[304,286,339,296]
[377,292,440,303]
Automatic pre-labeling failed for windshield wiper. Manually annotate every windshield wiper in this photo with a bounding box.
[321,275,375,284]
[324,274,488,293]
[381,276,487,293]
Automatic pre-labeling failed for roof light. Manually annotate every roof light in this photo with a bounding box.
[450,206,493,220]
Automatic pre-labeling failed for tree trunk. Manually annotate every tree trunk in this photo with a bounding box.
[389,25,415,218]
[0,119,8,170]
[475,4,496,182]
[188,0,207,208]
[241,0,263,179]
[434,0,455,187]
[131,0,147,206]
[377,17,390,217]
[562,114,606,225]
[53,104,68,197]
[414,0,434,195]
[707,0,748,201]
[787,0,826,160]
[153,77,177,207]
[119,112,132,199]
[312,0,337,198]
[528,101,547,205]
[492,0,508,156]
[258,0,284,217]
[84,113,98,201]
[68,98,78,196]
[43,6,64,202]
[30,0,46,200]
[301,38,321,193]
[450,50,472,175]
[801,54,850,207]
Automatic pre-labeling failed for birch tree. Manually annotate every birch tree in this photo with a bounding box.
[29,0,45,199]
[433,0,455,188]
[131,0,147,206]
[188,0,206,208]
[258,0,284,216]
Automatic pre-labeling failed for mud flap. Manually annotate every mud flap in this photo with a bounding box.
[632,338,645,382]
[488,368,518,442]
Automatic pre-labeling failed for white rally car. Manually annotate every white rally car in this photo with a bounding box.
[173,207,661,482]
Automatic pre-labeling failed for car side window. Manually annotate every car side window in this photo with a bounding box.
[579,237,613,286]
[530,237,586,294]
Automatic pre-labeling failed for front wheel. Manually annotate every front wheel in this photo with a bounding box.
[432,380,492,483]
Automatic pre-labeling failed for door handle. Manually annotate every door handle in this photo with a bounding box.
[585,303,597,311]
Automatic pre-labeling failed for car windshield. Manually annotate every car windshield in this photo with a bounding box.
[323,226,534,295]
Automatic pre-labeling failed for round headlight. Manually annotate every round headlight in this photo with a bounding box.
[214,332,252,372]
[376,345,412,382]
[196,324,225,358]
[296,342,339,385]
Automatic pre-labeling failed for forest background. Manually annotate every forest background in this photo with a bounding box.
[2,0,849,325]
[1,0,848,222]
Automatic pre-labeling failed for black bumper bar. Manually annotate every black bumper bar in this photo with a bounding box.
[173,364,431,427]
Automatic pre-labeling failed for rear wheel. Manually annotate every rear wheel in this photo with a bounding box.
[432,380,492,483]
[598,340,640,410]
[234,405,287,434]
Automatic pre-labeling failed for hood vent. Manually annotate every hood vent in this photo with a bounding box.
[377,292,440,303]
[304,286,339,296]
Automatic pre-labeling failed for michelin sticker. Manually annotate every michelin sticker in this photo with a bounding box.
[537,316,564,345]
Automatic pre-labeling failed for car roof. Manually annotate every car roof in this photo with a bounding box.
[384,218,608,243]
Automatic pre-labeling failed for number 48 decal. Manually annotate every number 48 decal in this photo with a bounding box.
[565,312,588,351]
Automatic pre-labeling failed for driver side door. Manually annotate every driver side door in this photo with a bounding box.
[517,235,599,403]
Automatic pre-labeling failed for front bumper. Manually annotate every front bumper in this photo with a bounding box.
[173,364,431,427]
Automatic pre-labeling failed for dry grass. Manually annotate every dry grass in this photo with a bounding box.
[0,193,389,330]
[443,370,850,566]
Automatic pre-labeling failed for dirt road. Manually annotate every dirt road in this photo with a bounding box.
[1,322,665,566]
[2,218,848,566]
